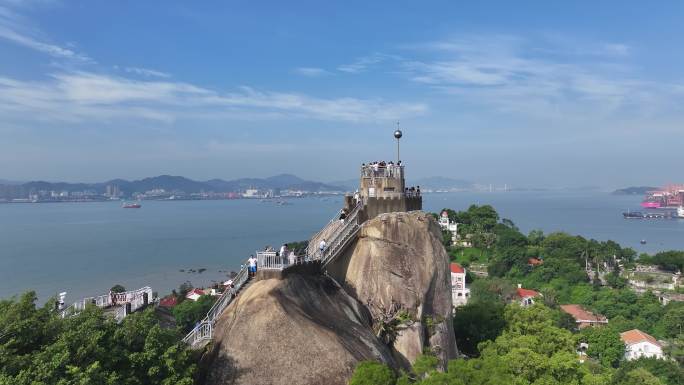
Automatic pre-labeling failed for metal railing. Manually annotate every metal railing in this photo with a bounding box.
[182,261,250,348]
[361,164,403,179]
[60,286,153,319]
[317,201,363,267]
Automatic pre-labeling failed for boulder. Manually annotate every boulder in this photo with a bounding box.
[204,273,397,385]
[327,211,458,367]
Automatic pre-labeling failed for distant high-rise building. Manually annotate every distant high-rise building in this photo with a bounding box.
[106,184,120,198]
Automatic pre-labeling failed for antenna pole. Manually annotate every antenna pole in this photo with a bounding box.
[394,122,402,164]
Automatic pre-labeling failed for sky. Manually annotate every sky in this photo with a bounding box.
[1,0,684,189]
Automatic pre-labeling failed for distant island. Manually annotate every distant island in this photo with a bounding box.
[0,174,346,203]
[612,186,658,195]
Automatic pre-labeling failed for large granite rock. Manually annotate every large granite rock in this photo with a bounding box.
[204,273,397,385]
[327,211,458,368]
[204,211,457,384]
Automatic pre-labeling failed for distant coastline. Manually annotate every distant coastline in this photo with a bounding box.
[612,186,658,195]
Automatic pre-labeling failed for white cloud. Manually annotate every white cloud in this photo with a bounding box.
[0,71,428,124]
[124,67,171,78]
[337,53,392,73]
[0,4,92,62]
[396,36,682,120]
[294,67,330,77]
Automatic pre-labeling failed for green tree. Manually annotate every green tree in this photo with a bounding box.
[452,301,506,356]
[110,284,126,293]
[657,305,684,338]
[0,292,196,385]
[349,361,396,385]
[615,368,664,385]
[580,326,624,368]
[172,294,216,333]
[663,334,684,366]
[613,358,684,385]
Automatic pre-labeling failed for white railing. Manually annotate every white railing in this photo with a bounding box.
[361,164,403,179]
[183,261,250,348]
[257,251,286,270]
[60,286,153,320]
[317,201,363,267]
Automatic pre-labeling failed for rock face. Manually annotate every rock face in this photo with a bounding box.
[204,211,457,385]
[327,211,458,368]
[204,273,397,385]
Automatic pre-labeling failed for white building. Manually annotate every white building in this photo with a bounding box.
[621,329,664,361]
[185,288,206,302]
[450,263,470,308]
[515,285,541,307]
[439,211,459,245]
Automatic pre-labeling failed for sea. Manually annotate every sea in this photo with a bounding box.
[1,191,683,303]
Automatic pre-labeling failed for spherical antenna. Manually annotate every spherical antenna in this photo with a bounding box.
[394,130,403,139]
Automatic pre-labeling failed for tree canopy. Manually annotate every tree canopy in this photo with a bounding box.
[0,291,196,385]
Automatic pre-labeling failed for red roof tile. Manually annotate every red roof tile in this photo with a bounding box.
[159,296,177,307]
[186,288,205,297]
[450,263,465,274]
[516,287,540,298]
[528,258,543,266]
[621,329,661,347]
[560,304,607,323]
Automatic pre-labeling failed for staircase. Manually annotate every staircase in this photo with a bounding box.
[317,201,363,268]
[182,263,251,349]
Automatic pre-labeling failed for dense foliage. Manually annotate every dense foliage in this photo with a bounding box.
[172,295,216,333]
[0,292,196,385]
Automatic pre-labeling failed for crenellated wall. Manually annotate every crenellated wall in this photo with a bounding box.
[360,196,422,222]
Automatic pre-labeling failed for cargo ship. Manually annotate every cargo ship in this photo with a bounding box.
[640,184,684,209]
[122,202,142,209]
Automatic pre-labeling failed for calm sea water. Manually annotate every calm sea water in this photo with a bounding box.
[1,192,683,302]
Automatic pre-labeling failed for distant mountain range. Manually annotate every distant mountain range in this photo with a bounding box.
[328,176,475,192]
[612,186,658,195]
[0,174,346,199]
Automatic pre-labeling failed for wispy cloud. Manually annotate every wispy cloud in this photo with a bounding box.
[0,4,91,62]
[337,53,394,73]
[395,36,683,120]
[124,66,171,78]
[293,67,330,77]
[0,71,427,124]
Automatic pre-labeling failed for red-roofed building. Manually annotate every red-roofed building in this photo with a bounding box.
[185,288,206,302]
[560,304,608,329]
[528,258,543,267]
[159,296,178,308]
[515,284,541,307]
[450,263,470,308]
[621,329,664,360]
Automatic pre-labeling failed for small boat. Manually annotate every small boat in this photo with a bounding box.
[122,202,142,209]
[678,206,684,219]
[640,239,647,245]
[623,211,644,219]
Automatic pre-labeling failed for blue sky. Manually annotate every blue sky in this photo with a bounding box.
[1,0,684,188]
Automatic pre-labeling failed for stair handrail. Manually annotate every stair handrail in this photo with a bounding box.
[318,201,363,264]
[182,259,250,346]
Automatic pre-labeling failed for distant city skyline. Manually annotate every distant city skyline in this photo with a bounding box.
[2,1,684,189]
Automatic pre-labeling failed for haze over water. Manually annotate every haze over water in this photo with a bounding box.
[1,191,683,302]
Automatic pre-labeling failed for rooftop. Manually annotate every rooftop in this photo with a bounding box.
[516,287,541,298]
[450,263,465,274]
[620,329,661,347]
[560,304,607,323]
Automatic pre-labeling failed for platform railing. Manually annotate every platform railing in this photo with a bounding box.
[60,286,153,319]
